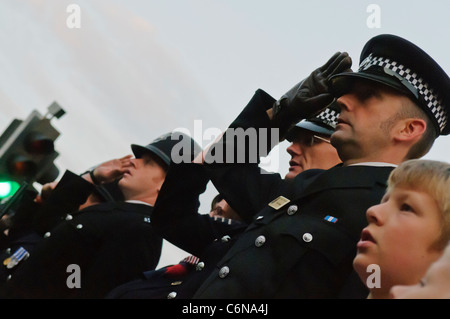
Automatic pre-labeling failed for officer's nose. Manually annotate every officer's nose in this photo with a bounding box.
[129,157,139,168]
[286,142,301,157]
[336,94,354,112]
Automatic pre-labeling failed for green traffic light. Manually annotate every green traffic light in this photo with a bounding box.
[0,180,20,199]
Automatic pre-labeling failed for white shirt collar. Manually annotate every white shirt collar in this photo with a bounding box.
[125,200,153,207]
[348,162,398,168]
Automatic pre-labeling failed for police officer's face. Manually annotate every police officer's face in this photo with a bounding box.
[209,199,242,221]
[331,81,411,164]
[285,129,341,179]
[118,153,166,203]
[390,244,450,299]
[353,185,443,294]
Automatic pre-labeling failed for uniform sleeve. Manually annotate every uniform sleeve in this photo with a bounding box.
[32,170,95,235]
[152,162,243,257]
[204,89,287,223]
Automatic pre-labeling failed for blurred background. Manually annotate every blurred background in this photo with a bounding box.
[0,0,448,267]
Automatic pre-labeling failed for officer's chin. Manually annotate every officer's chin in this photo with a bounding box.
[285,167,302,180]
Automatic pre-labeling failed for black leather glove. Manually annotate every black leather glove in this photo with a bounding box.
[272,52,352,139]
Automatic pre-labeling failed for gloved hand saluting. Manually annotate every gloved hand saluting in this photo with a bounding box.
[271,52,352,139]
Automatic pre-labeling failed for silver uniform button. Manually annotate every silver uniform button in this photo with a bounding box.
[44,232,51,238]
[219,266,230,278]
[76,224,83,229]
[221,235,231,243]
[196,261,205,271]
[255,235,266,247]
[302,232,313,242]
[167,291,177,299]
[256,215,264,220]
[287,205,298,215]
[65,214,73,221]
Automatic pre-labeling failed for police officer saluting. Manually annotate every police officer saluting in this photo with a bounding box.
[187,34,450,298]
[0,132,200,298]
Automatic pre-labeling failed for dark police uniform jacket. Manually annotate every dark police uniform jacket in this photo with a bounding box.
[0,171,94,284]
[112,162,247,299]
[0,190,43,283]
[190,89,394,298]
[0,172,162,299]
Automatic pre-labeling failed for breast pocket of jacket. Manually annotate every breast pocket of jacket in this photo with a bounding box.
[274,216,356,269]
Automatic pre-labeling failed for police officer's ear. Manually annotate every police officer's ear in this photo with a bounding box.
[155,176,166,195]
[392,118,426,143]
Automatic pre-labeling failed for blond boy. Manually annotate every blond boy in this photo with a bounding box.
[353,159,450,299]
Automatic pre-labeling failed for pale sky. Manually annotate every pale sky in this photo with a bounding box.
[0,0,449,266]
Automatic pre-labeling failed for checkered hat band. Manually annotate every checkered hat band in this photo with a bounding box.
[359,53,447,132]
[316,107,339,128]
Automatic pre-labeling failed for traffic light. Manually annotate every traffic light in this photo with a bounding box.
[0,102,65,200]
[0,180,20,200]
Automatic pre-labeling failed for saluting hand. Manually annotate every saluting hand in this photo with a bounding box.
[35,181,59,203]
[91,155,133,184]
[270,52,352,138]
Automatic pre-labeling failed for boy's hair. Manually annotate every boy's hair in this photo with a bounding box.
[387,159,450,249]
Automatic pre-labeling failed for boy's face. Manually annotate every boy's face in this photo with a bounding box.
[353,185,443,292]
[390,243,450,299]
